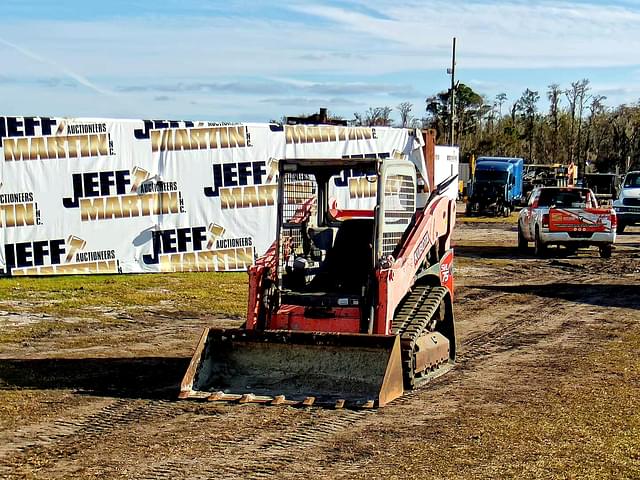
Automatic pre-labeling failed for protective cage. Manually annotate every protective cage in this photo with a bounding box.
[277,172,318,289]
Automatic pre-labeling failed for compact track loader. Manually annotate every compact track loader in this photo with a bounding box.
[180,150,457,408]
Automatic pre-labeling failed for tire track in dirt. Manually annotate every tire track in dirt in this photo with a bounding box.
[0,272,608,479]
[307,280,612,479]
[136,409,373,480]
[301,277,600,479]
[455,274,614,363]
[0,398,118,475]
[135,281,571,480]
[0,399,187,479]
[0,289,573,480]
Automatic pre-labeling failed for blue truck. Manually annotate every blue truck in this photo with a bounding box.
[467,156,524,216]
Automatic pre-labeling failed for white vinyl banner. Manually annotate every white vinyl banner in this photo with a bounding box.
[434,146,460,200]
[0,117,424,276]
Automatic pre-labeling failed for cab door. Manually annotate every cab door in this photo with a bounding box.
[375,159,417,261]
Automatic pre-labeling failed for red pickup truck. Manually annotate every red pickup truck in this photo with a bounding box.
[518,187,617,258]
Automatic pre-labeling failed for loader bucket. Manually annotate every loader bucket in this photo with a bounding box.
[179,328,404,408]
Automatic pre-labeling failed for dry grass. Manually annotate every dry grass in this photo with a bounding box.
[326,323,640,480]
[454,329,640,479]
[0,272,247,318]
[0,319,88,344]
[1,230,637,479]
[446,331,639,479]
[456,213,519,224]
[0,390,85,432]
[0,272,248,344]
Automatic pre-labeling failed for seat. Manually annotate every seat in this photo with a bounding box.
[307,219,374,294]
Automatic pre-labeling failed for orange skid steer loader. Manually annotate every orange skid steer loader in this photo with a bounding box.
[180,152,457,408]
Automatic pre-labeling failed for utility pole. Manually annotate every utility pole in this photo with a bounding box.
[447,37,457,146]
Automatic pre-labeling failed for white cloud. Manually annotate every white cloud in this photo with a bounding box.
[1,1,640,121]
[0,36,116,96]
[291,1,640,69]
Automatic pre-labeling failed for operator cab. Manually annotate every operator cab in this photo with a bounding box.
[272,157,417,332]
[277,160,377,303]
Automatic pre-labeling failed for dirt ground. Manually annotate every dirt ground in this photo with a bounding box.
[0,219,638,479]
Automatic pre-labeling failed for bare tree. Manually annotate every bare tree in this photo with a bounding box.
[584,94,607,167]
[396,102,413,128]
[565,83,579,164]
[565,79,589,167]
[509,101,521,126]
[519,89,540,162]
[410,118,424,129]
[575,79,591,174]
[547,84,562,162]
[353,107,393,126]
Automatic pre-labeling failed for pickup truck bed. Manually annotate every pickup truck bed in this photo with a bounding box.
[518,187,616,258]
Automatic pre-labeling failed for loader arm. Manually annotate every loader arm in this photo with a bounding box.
[374,191,456,335]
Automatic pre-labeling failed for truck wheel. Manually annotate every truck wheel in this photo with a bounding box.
[517,224,527,251]
[616,223,626,234]
[534,228,546,257]
[464,204,473,216]
[599,245,612,259]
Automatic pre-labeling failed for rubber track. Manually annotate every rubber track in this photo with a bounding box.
[400,287,447,343]
[391,285,432,333]
[392,285,449,388]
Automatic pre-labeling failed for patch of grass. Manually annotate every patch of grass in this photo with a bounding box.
[0,390,45,430]
[328,322,640,479]
[0,272,248,320]
[0,389,84,432]
[456,213,519,224]
[0,319,86,344]
[462,328,640,478]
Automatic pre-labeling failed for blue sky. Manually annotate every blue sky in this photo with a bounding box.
[1,0,640,123]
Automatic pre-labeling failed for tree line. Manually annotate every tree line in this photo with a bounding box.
[350,79,640,175]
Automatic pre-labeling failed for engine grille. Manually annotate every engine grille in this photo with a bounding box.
[381,174,415,256]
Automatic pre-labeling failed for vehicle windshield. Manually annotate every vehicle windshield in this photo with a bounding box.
[537,188,590,208]
[624,172,640,188]
[329,168,377,213]
[476,170,508,183]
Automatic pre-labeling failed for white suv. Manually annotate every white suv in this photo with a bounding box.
[613,171,640,233]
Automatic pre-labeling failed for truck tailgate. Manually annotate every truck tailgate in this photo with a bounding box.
[548,208,613,233]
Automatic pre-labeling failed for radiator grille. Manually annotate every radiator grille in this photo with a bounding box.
[381,174,415,256]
